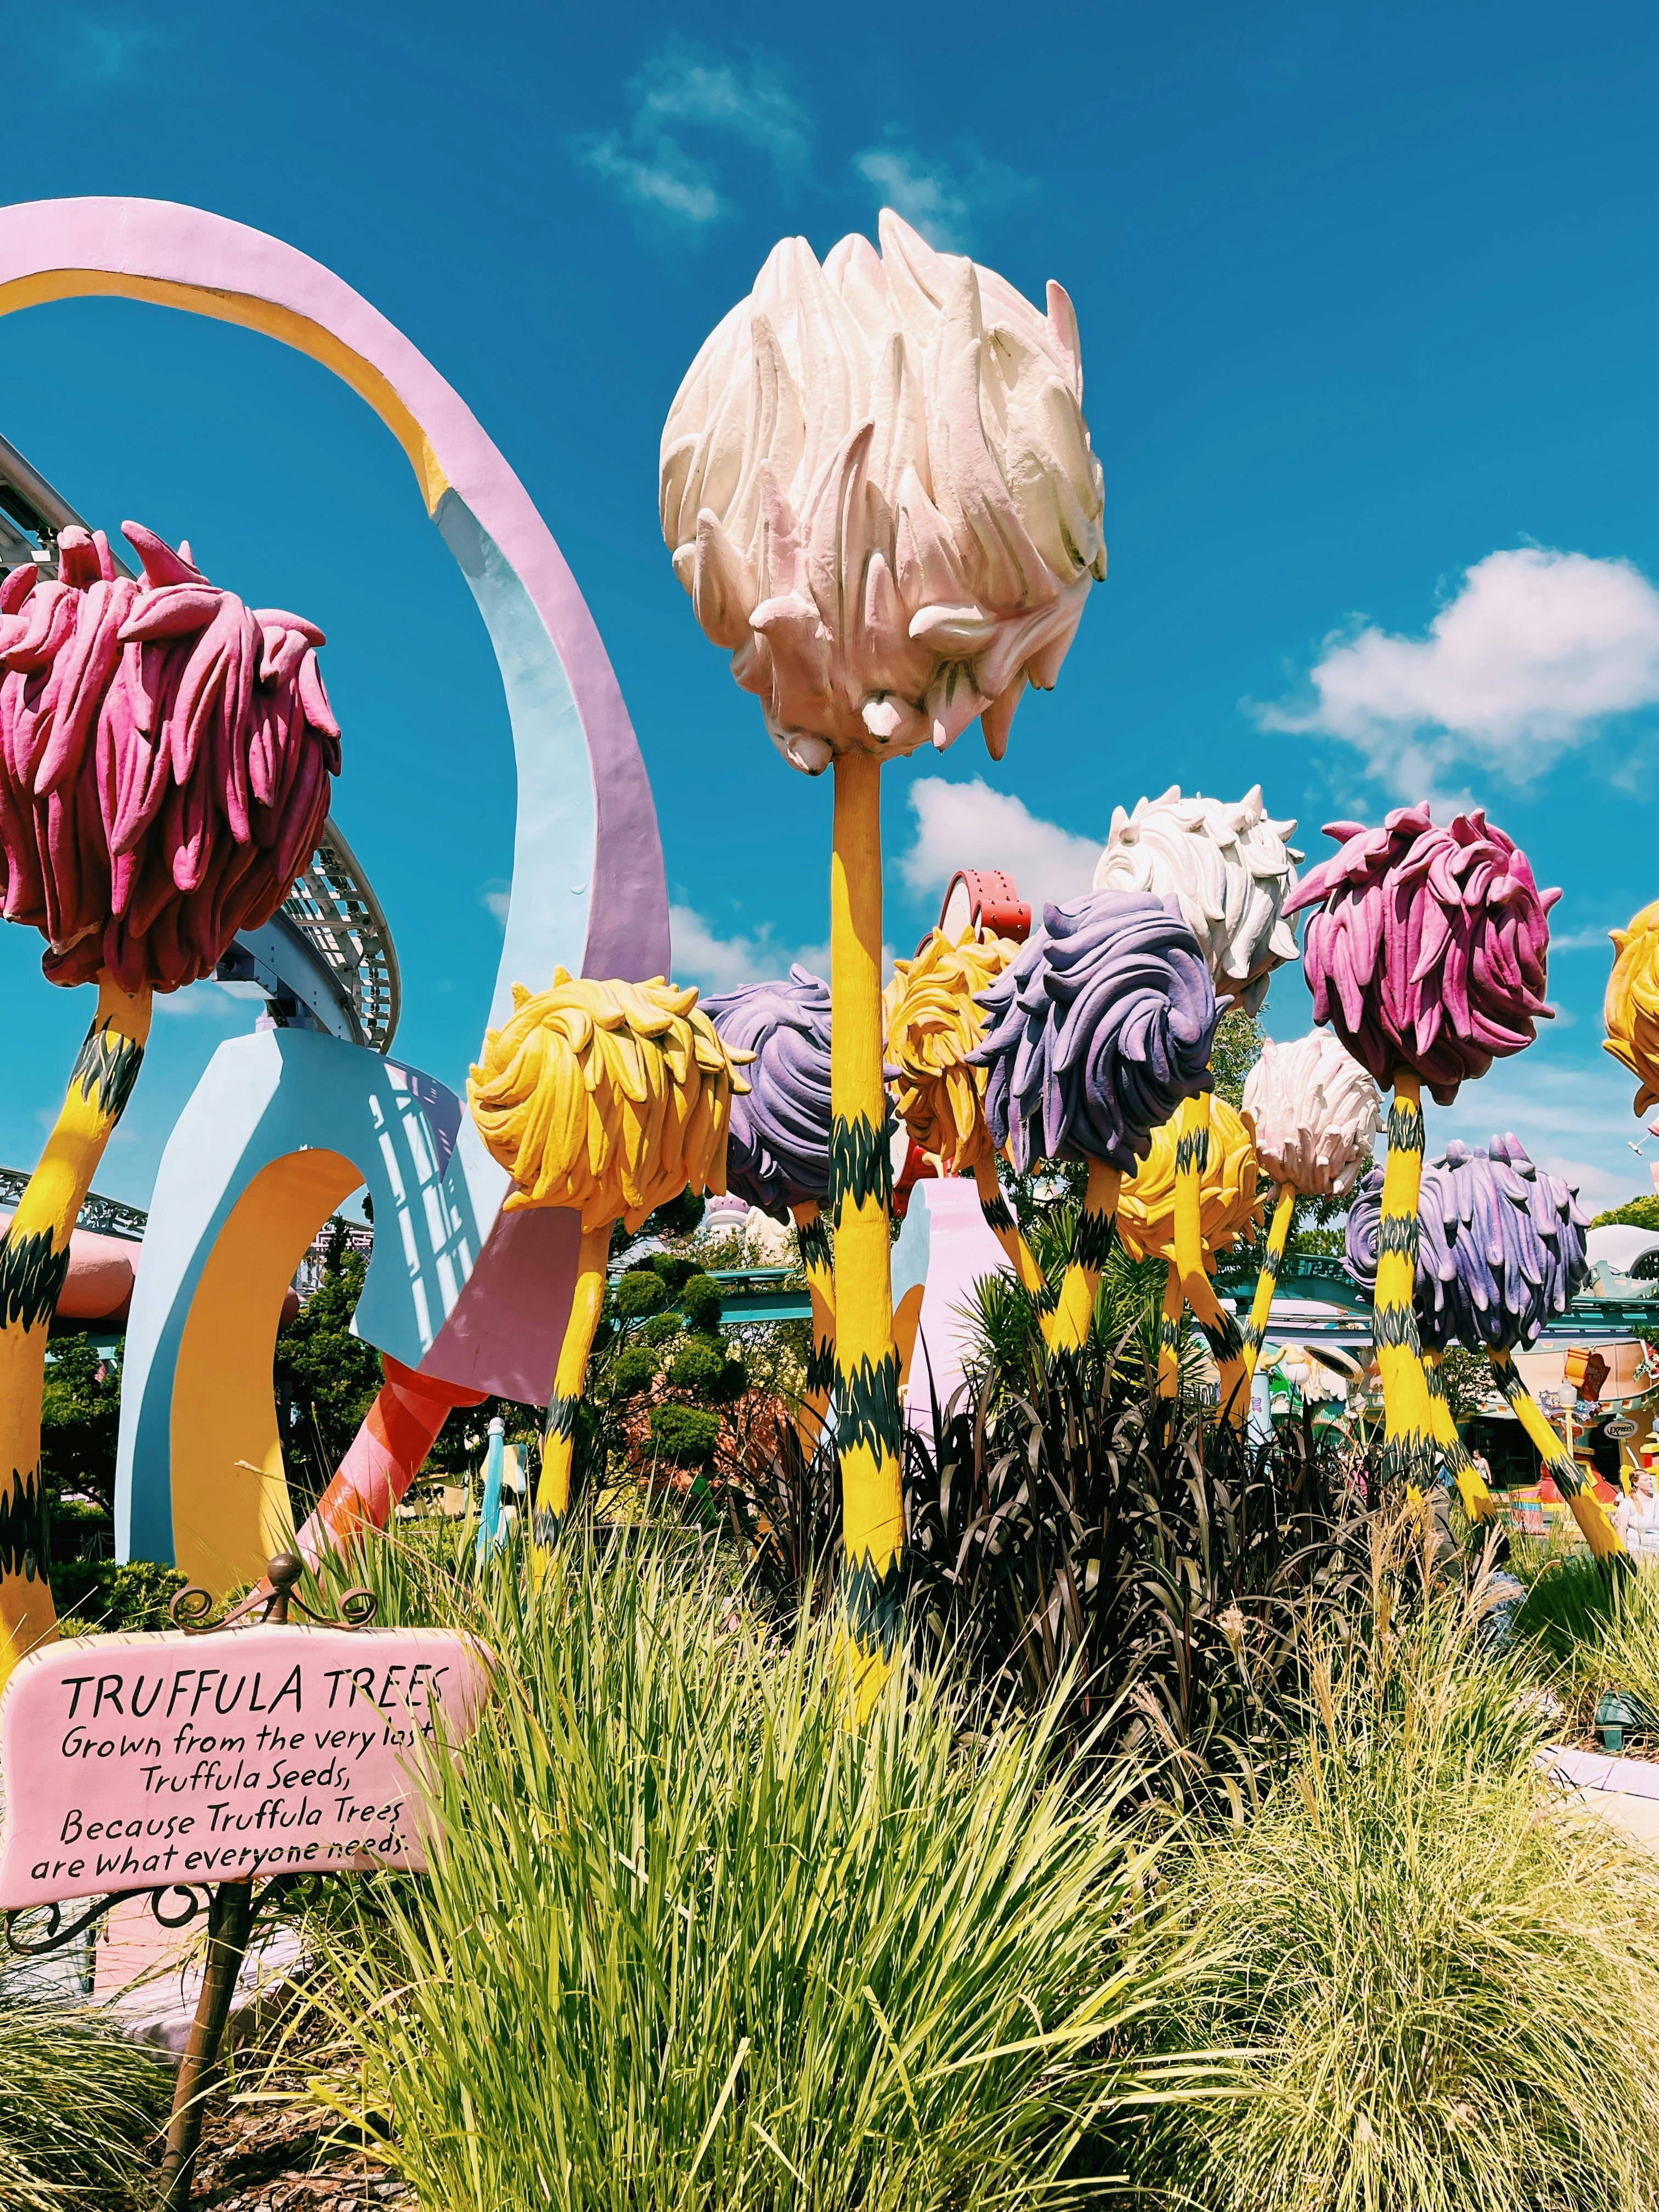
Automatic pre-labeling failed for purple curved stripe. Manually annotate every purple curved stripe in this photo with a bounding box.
[0,195,669,988]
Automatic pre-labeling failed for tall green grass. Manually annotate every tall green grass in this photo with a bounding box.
[0,1997,167,2209]
[303,1531,1209,2211]
[1125,1567,1659,2212]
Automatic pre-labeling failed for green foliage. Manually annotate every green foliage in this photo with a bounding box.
[644,1184,707,1239]
[648,1403,722,1467]
[1209,1004,1264,1109]
[666,1335,727,1391]
[640,1310,684,1346]
[610,1269,666,1319]
[39,1333,121,1524]
[1125,1575,1659,2212]
[422,1393,545,1480]
[610,1344,661,1398]
[1436,1344,1489,1424]
[647,1251,699,1296]
[272,1224,382,1517]
[677,1269,723,1330]
[1593,1194,1659,1229]
[0,1999,170,2210]
[52,1556,187,1633]
[303,1535,1201,2212]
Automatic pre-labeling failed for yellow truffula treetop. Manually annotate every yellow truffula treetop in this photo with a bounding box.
[468,970,751,1547]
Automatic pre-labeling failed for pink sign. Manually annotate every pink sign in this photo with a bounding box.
[0,1626,491,1909]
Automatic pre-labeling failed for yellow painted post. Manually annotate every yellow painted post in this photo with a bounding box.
[1373,1071,1436,1494]
[829,755,903,1685]
[533,1226,614,1551]
[1489,1352,1623,1560]
[0,975,151,1679]
[1242,1187,1296,1384]
[1172,1093,1250,1426]
[1421,1350,1498,1523]
[970,1157,1058,1339]
[1047,1159,1122,1356]
[1155,1261,1184,1398]
[791,1200,836,1449]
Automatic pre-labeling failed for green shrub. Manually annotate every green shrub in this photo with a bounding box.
[611,1270,665,1319]
[1126,1576,1659,2212]
[51,1556,187,1632]
[647,1251,699,1296]
[640,1311,684,1346]
[648,1403,721,1467]
[645,1186,706,1240]
[0,1999,168,2210]
[308,1537,1199,2212]
[667,1335,727,1392]
[678,1270,723,1331]
[609,1344,660,1398]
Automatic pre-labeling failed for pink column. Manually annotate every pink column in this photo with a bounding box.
[294,1356,487,1571]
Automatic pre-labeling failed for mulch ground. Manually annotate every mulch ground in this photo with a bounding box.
[187,2085,410,2212]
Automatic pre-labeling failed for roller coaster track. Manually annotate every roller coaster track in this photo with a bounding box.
[0,430,399,1052]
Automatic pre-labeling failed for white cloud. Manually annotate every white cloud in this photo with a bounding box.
[851,139,1035,252]
[670,906,895,993]
[1550,923,1623,953]
[576,40,809,230]
[480,879,511,929]
[1259,546,1659,798]
[898,776,1099,918]
[152,980,244,1019]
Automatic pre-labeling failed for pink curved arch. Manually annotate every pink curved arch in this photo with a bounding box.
[0,195,669,998]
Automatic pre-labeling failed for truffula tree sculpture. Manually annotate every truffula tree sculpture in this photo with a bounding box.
[1605,898,1659,1114]
[884,927,1051,1314]
[703,967,837,1441]
[662,211,1104,1660]
[1239,1030,1381,1378]
[969,892,1218,1353]
[1344,1137,1615,1551]
[1094,788,1300,1414]
[467,972,751,1549]
[1283,806,1558,1493]
[0,524,338,1674]
[1114,1096,1262,1395]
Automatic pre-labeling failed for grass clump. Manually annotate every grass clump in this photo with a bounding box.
[309,1535,1204,2211]
[0,1996,168,2208]
[1127,1550,1659,2212]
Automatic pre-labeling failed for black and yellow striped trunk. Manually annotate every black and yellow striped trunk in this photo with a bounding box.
[1172,1094,1249,1426]
[1047,1159,1121,1356]
[1373,1072,1435,1494]
[1488,1351,1623,1560]
[1241,1187,1296,1385]
[792,1200,836,1448]
[532,1223,611,1556]
[829,757,904,1691]
[1421,1351,1498,1522]
[0,975,151,1684]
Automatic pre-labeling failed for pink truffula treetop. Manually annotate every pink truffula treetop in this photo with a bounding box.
[1284,804,1557,1108]
[0,523,340,992]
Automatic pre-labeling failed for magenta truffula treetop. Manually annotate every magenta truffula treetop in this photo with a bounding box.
[0,522,340,992]
[1282,804,1558,1105]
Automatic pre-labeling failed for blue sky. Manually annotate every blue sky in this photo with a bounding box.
[4,0,1659,1215]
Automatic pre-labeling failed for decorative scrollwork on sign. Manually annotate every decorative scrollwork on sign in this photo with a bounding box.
[170,1551,377,1635]
[4,1882,206,1959]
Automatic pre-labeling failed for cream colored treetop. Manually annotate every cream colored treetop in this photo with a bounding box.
[659,210,1105,775]
[1241,1030,1383,1200]
[1092,785,1301,1015]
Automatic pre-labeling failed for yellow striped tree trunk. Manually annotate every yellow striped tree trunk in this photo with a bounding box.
[1422,1350,1499,1522]
[1047,1159,1121,1356]
[1488,1351,1623,1561]
[1172,1093,1249,1427]
[532,1223,611,1556]
[1155,1260,1184,1397]
[0,975,152,1681]
[791,1199,835,1449]
[1374,1072,1435,1494]
[970,1155,1058,1344]
[829,756,903,1691]
[1241,1187,1296,1385]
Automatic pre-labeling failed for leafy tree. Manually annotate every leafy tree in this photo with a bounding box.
[1592,1195,1659,1232]
[1209,1005,1263,1109]
[40,1332,122,1516]
[272,1222,382,1519]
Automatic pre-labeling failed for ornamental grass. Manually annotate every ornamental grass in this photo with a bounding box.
[303,1529,1210,2212]
[0,1995,168,2209]
[1124,1537,1659,2212]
